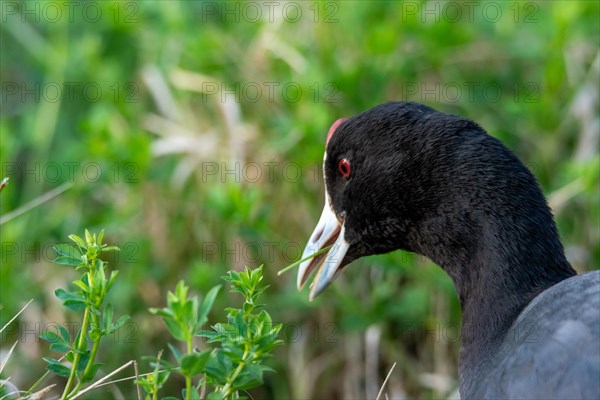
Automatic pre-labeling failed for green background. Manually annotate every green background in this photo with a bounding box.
[1,1,599,398]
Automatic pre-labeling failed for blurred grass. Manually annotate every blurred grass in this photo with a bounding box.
[1,1,598,398]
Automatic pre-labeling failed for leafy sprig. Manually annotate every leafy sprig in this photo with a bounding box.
[142,265,282,400]
[38,230,129,400]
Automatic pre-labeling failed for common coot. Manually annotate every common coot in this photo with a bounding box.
[297,102,600,399]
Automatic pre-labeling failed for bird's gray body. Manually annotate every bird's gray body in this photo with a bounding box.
[463,270,600,399]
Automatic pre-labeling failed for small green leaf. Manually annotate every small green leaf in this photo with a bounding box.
[85,229,93,245]
[156,369,171,386]
[259,365,277,373]
[233,362,264,390]
[206,391,225,400]
[65,351,74,363]
[46,360,71,377]
[257,309,273,328]
[203,349,233,384]
[141,355,176,371]
[107,270,119,292]
[103,304,114,329]
[198,285,221,328]
[182,388,201,400]
[55,288,83,301]
[175,281,189,303]
[167,343,183,363]
[68,234,86,248]
[49,342,71,353]
[149,308,175,319]
[243,302,255,318]
[53,255,83,267]
[102,245,120,252]
[58,325,70,342]
[180,349,212,376]
[89,328,102,341]
[163,318,186,342]
[109,315,130,333]
[77,351,91,371]
[183,297,198,325]
[72,279,89,293]
[195,329,218,340]
[40,331,61,344]
[53,243,82,257]
[64,299,87,311]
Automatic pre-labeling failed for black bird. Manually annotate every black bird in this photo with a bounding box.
[297,102,600,399]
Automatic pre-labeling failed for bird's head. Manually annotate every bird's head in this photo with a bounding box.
[297,101,510,300]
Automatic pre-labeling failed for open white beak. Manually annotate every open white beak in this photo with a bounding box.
[297,191,350,300]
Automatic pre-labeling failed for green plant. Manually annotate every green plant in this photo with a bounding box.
[136,350,170,400]
[143,265,282,400]
[146,280,220,400]
[36,230,129,400]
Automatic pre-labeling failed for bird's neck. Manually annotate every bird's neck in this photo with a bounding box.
[415,204,576,353]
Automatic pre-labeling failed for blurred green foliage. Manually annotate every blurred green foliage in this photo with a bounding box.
[1,1,598,398]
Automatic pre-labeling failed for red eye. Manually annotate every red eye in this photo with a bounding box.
[338,158,351,178]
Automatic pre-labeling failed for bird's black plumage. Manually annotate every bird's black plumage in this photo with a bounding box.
[302,102,600,398]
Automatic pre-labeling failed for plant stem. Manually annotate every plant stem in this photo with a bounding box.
[82,313,101,380]
[61,306,91,400]
[68,381,83,399]
[277,245,333,275]
[23,369,51,397]
[220,343,250,398]
[185,332,193,400]
[185,376,192,400]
